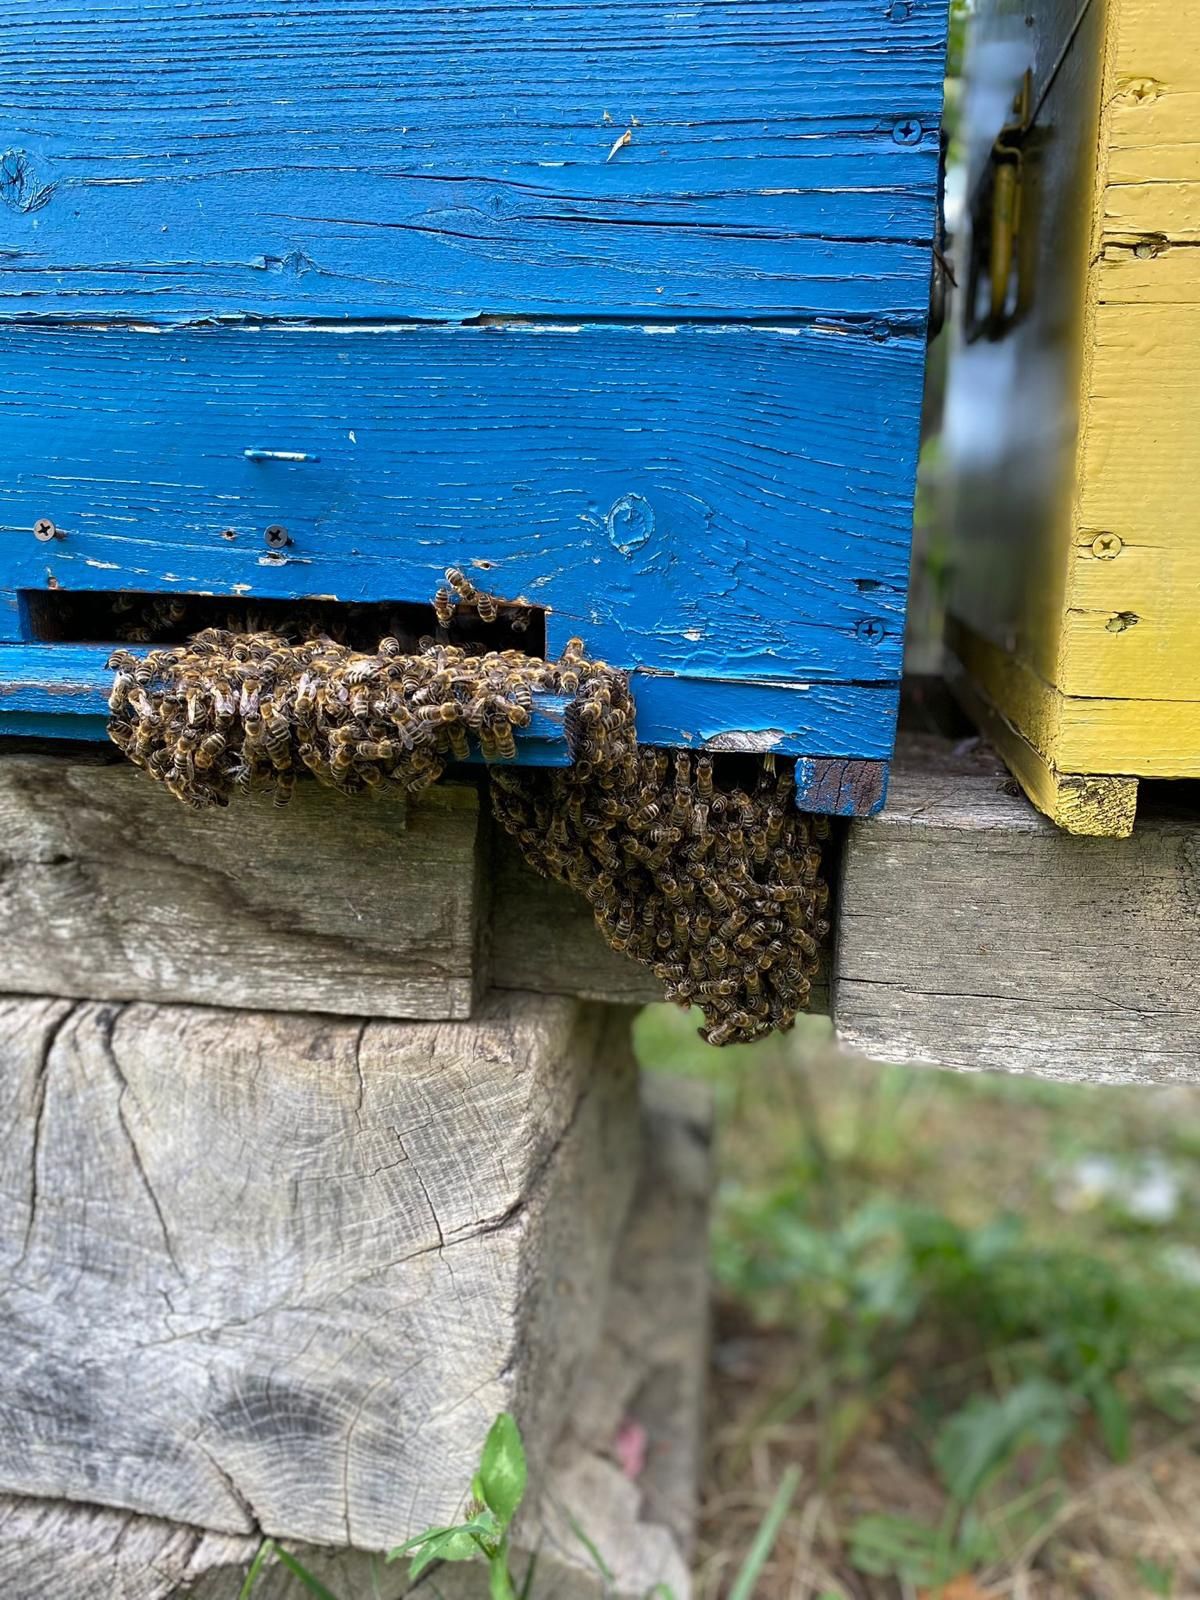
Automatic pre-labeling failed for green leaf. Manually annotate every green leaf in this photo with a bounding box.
[849,1514,945,1587]
[1136,1555,1175,1596]
[273,1547,343,1600]
[728,1465,801,1600]
[934,1381,1072,1507]
[387,1526,456,1561]
[1087,1376,1132,1463]
[238,1539,277,1600]
[408,1527,484,1579]
[559,1504,615,1582]
[478,1414,528,1527]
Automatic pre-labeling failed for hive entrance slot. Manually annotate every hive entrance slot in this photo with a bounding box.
[19,589,546,656]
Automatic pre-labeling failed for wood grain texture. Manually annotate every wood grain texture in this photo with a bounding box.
[0,993,641,1549]
[0,1076,711,1600]
[0,323,919,689]
[945,645,1140,837]
[945,0,1200,796]
[949,619,1200,786]
[833,734,1200,1081]
[0,754,487,1018]
[0,0,946,322]
[0,646,902,767]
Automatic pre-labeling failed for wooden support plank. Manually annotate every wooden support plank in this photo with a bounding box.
[833,733,1200,1084]
[0,992,641,1549]
[0,0,946,322]
[0,752,487,1019]
[0,748,843,1017]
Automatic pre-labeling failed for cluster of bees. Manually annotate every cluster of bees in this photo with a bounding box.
[492,750,828,1045]
[106,627,606,810]
[107,576,828,1045]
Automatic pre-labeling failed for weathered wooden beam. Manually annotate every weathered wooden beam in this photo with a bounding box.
[0,752,487,1020]
[833,734,1200,1084]
[0,1075,709,1600]
[0,992,641,1549]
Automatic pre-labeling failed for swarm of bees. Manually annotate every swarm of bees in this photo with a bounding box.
[107,576,829,1045]
[492,753,828,1046]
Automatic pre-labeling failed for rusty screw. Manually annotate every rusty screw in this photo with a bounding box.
[263,524,291,550]
[33,517,62,542]
[1091,533,1123,559]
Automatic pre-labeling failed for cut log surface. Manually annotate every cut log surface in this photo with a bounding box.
[0,1075,710,1600]
[0,992,640,1550]
[834,734,1200,1083]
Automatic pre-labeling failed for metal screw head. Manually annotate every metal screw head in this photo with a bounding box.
[888,0,913,18]
[856,617,888,645]
[892,118,923,146]
[33,517,60,542]
[263,524,291,549]
[1091,533,1123,559]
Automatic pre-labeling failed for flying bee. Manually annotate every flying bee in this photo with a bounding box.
[433,587,455,628]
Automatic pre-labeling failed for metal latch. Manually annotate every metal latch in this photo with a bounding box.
[964,69,1034,342]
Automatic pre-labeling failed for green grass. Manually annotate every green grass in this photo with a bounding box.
[635,1004,1200,1595]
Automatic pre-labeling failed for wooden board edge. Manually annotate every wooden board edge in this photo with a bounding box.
[949,613,1200,779]
[945,648,1138,838]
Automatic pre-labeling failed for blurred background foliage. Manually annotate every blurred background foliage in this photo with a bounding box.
[635,1009,1200,1598]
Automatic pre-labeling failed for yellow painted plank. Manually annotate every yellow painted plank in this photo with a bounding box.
[1094,243,1200,303]
[946,649,1139,838]
[1061,298,1200,699]
[1059,696,1200,777]
[953,618,1200,779]
[1104,181,1200,239]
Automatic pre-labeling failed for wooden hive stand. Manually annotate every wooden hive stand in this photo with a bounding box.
[0,752,709,1599]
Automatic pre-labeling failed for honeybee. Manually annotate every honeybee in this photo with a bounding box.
[195,730,227,770]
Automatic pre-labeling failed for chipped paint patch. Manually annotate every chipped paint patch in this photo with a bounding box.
[706,728,786,752]
[606,492,654,556]
[83,558,121,570]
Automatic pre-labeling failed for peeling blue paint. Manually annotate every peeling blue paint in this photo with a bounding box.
[0,0,950,814]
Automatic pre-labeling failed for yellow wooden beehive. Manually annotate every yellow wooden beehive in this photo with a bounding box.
[943,0,1199,837]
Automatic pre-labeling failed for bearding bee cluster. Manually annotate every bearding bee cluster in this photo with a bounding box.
[106,627,602,808]
[107,594,829,1045]
[491,751,828,1046]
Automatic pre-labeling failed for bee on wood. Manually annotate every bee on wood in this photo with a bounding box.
[195,730,227,770]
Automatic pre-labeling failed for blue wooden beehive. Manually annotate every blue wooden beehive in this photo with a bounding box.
[0,0,948,815]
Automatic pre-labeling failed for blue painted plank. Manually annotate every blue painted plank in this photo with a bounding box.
[0,323,923,688]
[0,0,948,320]
[0,645,898,803]
[0,644,575,763]
[633,675,898,760]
